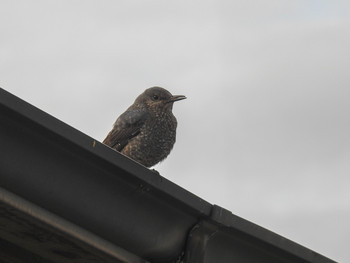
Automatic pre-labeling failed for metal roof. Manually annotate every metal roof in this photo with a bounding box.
[0,87,337,263]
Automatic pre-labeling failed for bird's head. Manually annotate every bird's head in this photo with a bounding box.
[135,86,186,112]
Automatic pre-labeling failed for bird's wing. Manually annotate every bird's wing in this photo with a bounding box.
[103,109,149,151]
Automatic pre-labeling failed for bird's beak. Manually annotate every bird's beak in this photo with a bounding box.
[168,95,186,103]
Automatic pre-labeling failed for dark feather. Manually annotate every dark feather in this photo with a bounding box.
[103,109,149,151]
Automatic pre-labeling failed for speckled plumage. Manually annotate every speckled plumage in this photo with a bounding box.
[103,87,186,167]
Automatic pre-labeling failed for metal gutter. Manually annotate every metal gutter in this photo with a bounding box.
[0,88,337,263]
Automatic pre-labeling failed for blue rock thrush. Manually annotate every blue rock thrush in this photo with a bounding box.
[103,87,186,167]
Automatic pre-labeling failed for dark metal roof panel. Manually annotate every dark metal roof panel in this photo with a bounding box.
[0,88,337,263]
[0,187,146,263]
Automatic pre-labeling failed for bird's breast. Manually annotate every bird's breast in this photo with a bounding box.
[121,112,178,167]
[142,113,177,147]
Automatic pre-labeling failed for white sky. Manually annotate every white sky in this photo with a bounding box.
[1,1,349,262]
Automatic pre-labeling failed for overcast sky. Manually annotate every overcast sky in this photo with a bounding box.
[1,1,349,262]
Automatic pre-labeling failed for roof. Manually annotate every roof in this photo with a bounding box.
[0,87,336,263]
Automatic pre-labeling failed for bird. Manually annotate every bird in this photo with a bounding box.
[103,87,186,167]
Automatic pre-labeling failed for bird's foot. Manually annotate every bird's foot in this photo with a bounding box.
[151,168,160,175]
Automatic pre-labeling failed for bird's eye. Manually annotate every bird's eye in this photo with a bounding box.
[153,95,159,100]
